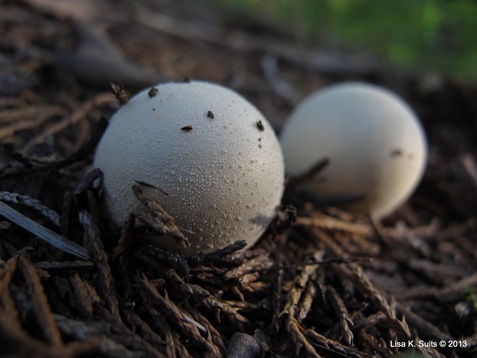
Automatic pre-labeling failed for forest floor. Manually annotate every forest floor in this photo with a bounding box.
[1,0,477,357]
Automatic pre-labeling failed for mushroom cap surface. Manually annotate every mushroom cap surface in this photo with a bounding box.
[94,81,284,255]
[280,82,427,218]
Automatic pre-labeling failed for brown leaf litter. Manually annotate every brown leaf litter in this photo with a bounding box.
[1,0,477,357]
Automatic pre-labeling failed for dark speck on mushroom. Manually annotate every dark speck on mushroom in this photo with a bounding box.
[148,87,158,97]
[256,120,264,131]
[181,125,193,131]
[207,110,214,119]
[391,149,402,158]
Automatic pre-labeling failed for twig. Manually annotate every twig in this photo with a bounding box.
[136,245,189,277]
[56,19,163,87]
[30,93,113,146]
[0,105,65,140]
[284,317,321,357]
[395,302,452,341]
[141,275,222,356]
[165,270,248,328]
[200,292,249,327]
[186,303,226,354]
[74,168,103,197]
[0,313,70,357]
[314,228,411,339]
[0,105,63,125]
[296,277,317,323]
[54,314,138,358]
[327,286,354,345]
[0,256,22,331]
[112,213,136,261]
[18,255,63,346]
[355,330,391,357]
[132,184,190,250]
[122,310,169,356]
[139,303,188,358]
[343,261,411,338]
[79,211,121,322]
[1,115,109,179]
[68,273,100,319]
[33,260,94,273]
[110,83,129,105]
[304,329,365,358]
[392,272,477,302]
[287,158,329,189]
[296,213,373,236]
[353,311,388,330]
[278,255,322,357]
[279,261,318,319]
[0,191,60,226]
[191,240,247,265]
[223,252,273,284]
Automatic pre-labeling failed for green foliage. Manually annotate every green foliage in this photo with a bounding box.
[209,0,477,82]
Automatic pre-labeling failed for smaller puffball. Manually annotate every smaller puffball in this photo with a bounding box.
[280,82,427,218]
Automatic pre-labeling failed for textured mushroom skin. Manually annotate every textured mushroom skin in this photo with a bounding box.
[94,81,284,255]
[280,82,427,219]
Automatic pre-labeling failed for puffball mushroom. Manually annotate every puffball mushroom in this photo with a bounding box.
[94,81,284,255]
[280,82,427,219]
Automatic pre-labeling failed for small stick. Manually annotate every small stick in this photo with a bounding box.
[30,93,113,146]
[287,158,329,189]
[0,191,60,226]
[1,115,109,179]
[110,83,128,105]
[18,255,63,346]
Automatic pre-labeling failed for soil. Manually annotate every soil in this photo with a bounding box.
[1,0,476,357]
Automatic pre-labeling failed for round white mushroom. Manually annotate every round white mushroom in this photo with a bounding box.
[280,82,427,219]
[94,81,284,255]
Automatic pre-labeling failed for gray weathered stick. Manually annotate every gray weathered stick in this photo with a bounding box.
[0,201,91,260]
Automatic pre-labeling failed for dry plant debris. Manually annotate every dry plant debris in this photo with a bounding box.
[1,0,477,357]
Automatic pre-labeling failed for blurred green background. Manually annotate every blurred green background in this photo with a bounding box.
[205,0,477,82]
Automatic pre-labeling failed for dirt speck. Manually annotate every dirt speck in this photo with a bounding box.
[148,87,158,97]
[391,149,403,158]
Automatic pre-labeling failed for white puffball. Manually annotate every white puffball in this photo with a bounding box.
[94,81,284,255]
[280,82,427,218]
